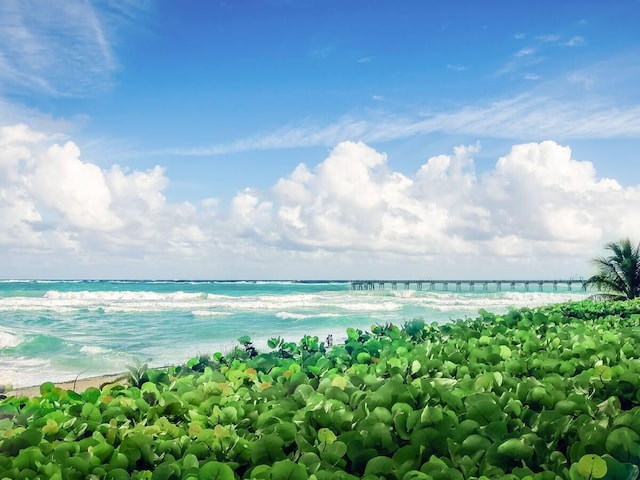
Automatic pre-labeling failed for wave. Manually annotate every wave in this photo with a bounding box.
[404,291,586,312]
[191,310,233,317]
[0,279,82,284]
[275,312,343,320]
[0,279,348,286]
[79,345,111,355]
[43,290,209,301]
[0,330,22,348]
[0,288,588,317]
[2,334,67,356]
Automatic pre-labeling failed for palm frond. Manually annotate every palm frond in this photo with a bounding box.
[588,238,640,300]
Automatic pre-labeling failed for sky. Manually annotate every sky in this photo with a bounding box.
[1,0,640,280]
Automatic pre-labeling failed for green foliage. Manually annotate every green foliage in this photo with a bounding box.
[125,358,149,388]
[588,238,640,300]
[5,300,640,478]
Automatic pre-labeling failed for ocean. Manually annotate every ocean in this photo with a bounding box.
[0,280,589,388]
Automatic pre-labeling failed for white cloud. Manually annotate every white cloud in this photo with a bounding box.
[0,123,209,262]
[565,36,586,47]
[150,90,640,158]
[3,124,640,278]
[0,0,148,96]
[227,140,639,268]
[515,47,536,57]
[536,34,561,43]
[28,140,122,231]
[568,73,594,89]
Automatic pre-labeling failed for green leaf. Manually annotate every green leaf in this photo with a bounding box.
[152,463,179,480]
[593,365,613,382]
[318,428,337,445]
[459,434,491,457]
[499,345,512,360]
[183,453,199,470]
[577,454,607,479]
[106,467,130,480]
[251,434,285,464]
[199,461,235,480]
[602,453,640,480]
[605,427,640,462]
[497,438,533,460]
[364,456,394,476]
[269,460,308,480]
[466,399,504,424]
[39,381,57,395]
[420,406,443,426]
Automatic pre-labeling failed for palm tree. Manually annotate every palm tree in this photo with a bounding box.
[587,238,640,300]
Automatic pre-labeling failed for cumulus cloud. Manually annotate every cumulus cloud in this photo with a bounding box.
[0,124,209,260]
[3,123,639,278]
[228,140,640,265]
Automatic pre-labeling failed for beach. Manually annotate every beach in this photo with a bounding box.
[5,373,127,398]
[0,280,589,389]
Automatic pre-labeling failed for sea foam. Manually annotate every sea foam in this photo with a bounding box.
[0,330,22,348]
[0,280,590,387]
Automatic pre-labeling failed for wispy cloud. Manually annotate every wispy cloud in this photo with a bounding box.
[311,47,333,59]
[0,0,148,97]
[498,31,588,77]
[139,90,640,158]
[446,64,467,71]
[357,56,375,63]
[523,73,540,81]
[568,73,594,89]
[536,34,560,43]
[515,47,536,57]
[565,36,586,47]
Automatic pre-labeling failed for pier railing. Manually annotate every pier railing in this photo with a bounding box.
[350,279,587,292]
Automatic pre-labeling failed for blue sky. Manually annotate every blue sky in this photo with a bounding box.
[1,0,640,279]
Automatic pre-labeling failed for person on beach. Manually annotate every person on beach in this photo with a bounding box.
[326,334,333,347]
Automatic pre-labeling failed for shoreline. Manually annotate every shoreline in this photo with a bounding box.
[5,373,128,398]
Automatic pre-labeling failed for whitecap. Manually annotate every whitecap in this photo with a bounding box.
[0,330,22,348]
[275,311,343,320]
[80,345,110,355]
[191,310,233,317]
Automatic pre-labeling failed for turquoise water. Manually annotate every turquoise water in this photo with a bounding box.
[0,280,588,388]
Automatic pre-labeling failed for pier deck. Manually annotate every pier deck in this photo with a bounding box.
[350,279,587,292]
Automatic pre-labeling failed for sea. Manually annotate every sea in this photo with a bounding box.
[0,280,589,388]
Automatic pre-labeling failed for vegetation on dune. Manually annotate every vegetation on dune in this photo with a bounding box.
[588,238,640,301]
[3,301,640,479]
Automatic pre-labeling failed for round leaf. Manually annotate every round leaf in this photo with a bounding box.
[199,461,235,480]
[577,454,607,479]
[271,460,308,480]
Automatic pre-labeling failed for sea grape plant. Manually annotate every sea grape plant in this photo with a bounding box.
[2,300,640,479]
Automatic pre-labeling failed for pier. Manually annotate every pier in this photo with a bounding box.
[350,279,587,292]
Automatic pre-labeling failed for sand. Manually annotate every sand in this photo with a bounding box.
[4,373,128,398]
